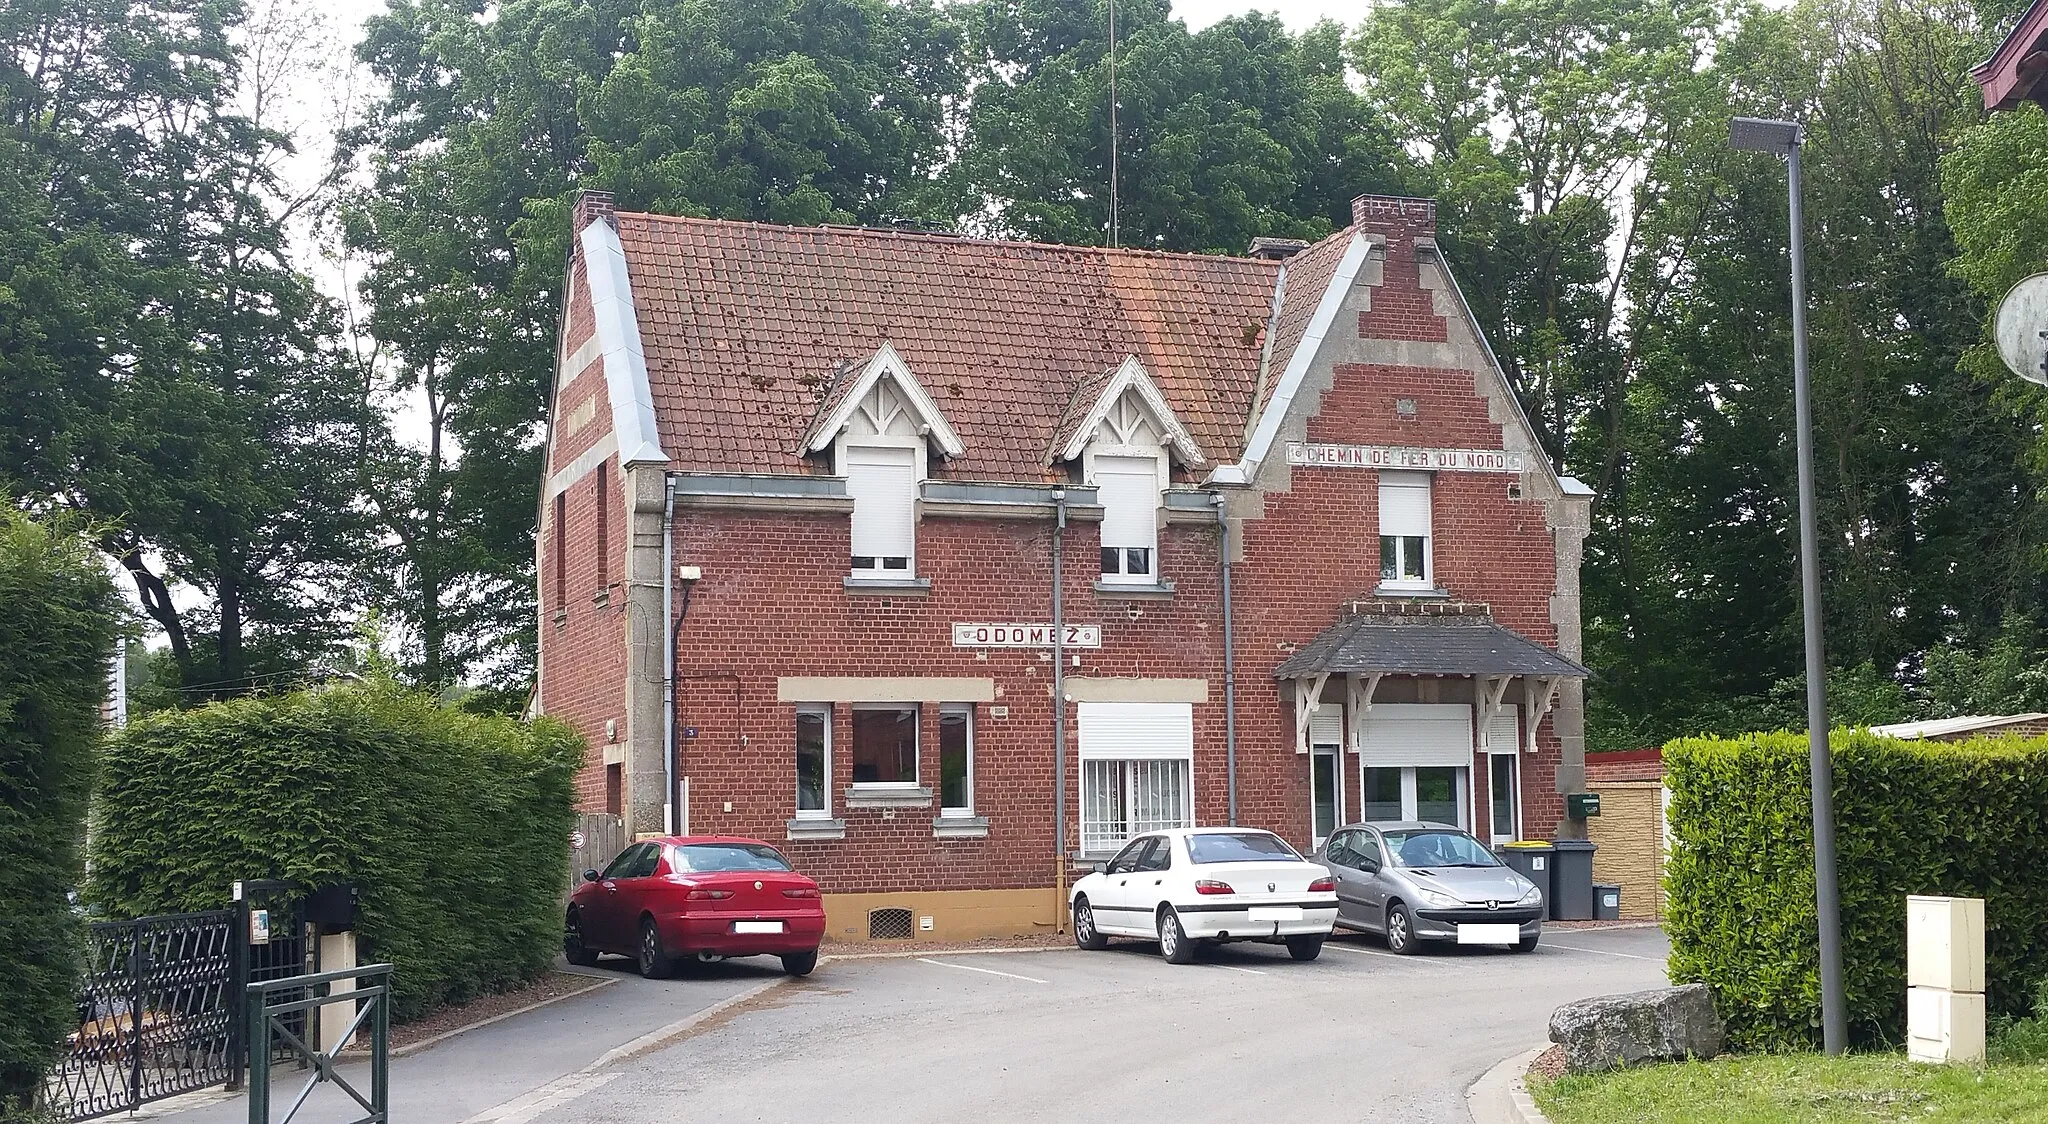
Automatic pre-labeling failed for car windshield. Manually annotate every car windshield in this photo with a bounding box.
[1186,832,1302,864]
[670,843,793,873]
[1381,830,1499,868]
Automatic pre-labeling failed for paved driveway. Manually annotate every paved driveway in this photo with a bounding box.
[538,926,1670,1124]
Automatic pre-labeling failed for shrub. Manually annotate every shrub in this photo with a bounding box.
[1665,730,2048,1051]
[87,679,583,1022]
[0,514,120,1114]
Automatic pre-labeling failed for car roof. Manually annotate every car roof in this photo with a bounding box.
[1144,827,1283,839]
[1341,821,1466,833]
[644,835,778,847]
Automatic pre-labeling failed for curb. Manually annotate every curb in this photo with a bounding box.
[1467,1044,1552,1124]
[590,975,790,1068]
[390,974,617,1059]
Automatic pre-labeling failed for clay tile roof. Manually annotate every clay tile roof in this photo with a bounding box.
[1045,361,1125,466]
[795,352,875,453]
[610,214,1294,479]
[1252,230,1359,426]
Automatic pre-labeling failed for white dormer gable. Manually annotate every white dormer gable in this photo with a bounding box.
[1057,356,1204,467]
[804,342,965,460]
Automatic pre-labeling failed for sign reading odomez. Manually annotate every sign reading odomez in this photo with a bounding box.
[1286,443,1528,472]
[952,622,1102,648]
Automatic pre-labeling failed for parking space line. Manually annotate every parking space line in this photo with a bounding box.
[916,957,1051,984]
[1545,943,1663,962]
[1325,943,1442,965]
[1207,963,1268,975]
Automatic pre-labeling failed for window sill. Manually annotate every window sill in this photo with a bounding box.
[549,608,568,626]
[785,817,846,841]
[1372,584,1450,600]
[932,815,989,839]
[590,588,611,608]
[843,785,934,809]
[1093,579,1176,600]
[843,576,932,597]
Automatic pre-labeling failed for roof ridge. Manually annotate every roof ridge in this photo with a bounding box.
[612,209,1299,267]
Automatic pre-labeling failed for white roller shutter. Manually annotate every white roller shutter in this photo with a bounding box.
[1095,456,1158,551]
[845,446,916,561]
[1309,704,1343,751]
[1359,703,1472,768]
[1483,706,1521,754]
[1078,702,1192,760]
[1378,471,1432,537]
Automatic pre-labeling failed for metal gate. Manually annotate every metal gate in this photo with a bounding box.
[237,881,315,1072]
[44,910,239,1121]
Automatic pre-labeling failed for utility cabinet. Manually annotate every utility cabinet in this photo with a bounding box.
[1906,895,1985,1064]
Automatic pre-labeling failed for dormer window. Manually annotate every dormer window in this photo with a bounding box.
[799,343,964,586]
[1053,357,1205,591]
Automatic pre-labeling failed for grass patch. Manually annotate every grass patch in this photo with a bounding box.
[1532,1053,2048,1122]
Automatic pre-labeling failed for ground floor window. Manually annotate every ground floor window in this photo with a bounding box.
[851,704,918,786]
[796,706,830,816]
[939,704,973,814]
[1312,751,1339,845]
[1081,758,1191,854]
[1362,765,1469,828]
[1488,752,1518,842]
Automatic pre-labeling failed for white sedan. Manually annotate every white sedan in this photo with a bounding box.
[1071,828,1339,963]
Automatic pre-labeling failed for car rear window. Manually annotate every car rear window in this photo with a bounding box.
[670,843,793,873]
[1186,832,1301,864]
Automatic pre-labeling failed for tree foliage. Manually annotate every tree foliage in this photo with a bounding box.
[0,513,119,1113]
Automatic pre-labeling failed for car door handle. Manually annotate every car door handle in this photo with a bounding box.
[1152,879,1162,885]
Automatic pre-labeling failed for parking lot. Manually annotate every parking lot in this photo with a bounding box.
[536,925,1670,1124]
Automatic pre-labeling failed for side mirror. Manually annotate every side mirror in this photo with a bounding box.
[582,869,602,883]
[1091,862,1107,876]
[1359,858,1380,874]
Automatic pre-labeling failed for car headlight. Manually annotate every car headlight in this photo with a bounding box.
[1516,883,1544,906]
[1412,885,1462,909]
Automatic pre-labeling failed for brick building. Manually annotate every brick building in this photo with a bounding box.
[537,190,1594,941]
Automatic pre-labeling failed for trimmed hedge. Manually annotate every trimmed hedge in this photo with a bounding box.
[0,514,120,1114]
[1666,730,2048,1051]
[87,680,583,1022]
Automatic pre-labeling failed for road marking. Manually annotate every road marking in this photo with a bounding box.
[461,1071,620,1124]
[1546,943,1664,962]
[917,957,1050,984]
[1207,963,1268,975]
[1326,943,1441,964]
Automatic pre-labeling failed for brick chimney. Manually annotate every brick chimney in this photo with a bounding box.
[573,189,617,232]
[1350,194,1436,238]
[1246,236,1310,261]
[1349,194,1446,343]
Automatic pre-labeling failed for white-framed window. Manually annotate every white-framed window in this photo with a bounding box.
[1483,706,1521,844]
[795,705,831,819]
[1093,453,1161,583]
[939,704,973,815]
[850,704,918,788]
[1359,702,1472,827]
[1078,701,1194,853]
[1379,470,1433,588]
[845,445,918,575]
[1361,765,1470,828]
[1310,703,1344,846]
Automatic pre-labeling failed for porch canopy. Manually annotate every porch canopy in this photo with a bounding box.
[1274,612,1588,757]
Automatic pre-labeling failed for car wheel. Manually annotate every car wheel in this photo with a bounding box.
[780,950,819,976]
[1286,935,1324,962]
[637,918,674,979]
[1073,897,1109,951]
[1157,907,1196,965]
[1385,903,1418,955]
[563,909,599,967]
[1515,930,1541,953]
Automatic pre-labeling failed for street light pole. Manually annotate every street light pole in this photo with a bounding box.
[1732,115,1846,1055]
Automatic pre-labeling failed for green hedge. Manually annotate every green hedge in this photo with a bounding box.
[87,680,583,1022]
[0,514,120,1114]
[1666,730,2048,1051]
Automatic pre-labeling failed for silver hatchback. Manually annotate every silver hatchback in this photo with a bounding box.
[1310,821,1544,953]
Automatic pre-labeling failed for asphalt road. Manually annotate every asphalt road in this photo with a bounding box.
[538,925,1671,1124]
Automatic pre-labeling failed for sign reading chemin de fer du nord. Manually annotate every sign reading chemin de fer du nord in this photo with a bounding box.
[1285,442,1527,472]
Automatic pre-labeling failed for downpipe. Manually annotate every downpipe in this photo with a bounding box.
[1217,491,1238,826]
[1052,488,1068,932]
[662,474,678,835]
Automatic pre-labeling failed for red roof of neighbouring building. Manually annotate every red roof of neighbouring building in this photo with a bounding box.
[1972,0,2048,111]
[1585,748,1665,783]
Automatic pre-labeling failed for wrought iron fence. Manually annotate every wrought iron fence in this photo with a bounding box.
[44,909,239,1121]
[246,964,391,1124]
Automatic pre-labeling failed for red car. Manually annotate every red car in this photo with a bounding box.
[565,836,826,978]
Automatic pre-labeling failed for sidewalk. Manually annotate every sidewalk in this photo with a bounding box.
[151,958,786,1124]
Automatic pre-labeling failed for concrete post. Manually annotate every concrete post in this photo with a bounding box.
[623,463,671,836]
[315,931,359,1054]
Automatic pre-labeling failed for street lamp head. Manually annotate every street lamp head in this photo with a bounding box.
[1730,116,1802,153]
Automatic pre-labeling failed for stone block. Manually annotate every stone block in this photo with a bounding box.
[1548,983,1725,1073]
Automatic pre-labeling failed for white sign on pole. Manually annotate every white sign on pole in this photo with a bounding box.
[1285,443,1528,472]
[1994,273,2048,387]
[952,623,1102,648]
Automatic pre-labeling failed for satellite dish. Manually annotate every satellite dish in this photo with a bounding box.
[1994,272,2048,387]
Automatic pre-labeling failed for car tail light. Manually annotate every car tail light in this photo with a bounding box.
[1307,876,1336,894]
[1193,879,1235,896]
[782,887,820,899]
[685,889,733,901]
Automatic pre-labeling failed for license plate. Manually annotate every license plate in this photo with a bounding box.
[1247,906,1304,922]
[732,920,784,934]
[1457,923,1520,945]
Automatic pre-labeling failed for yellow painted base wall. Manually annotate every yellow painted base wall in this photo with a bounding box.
[1586,781,1664,920]
[822,888,1062,943]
